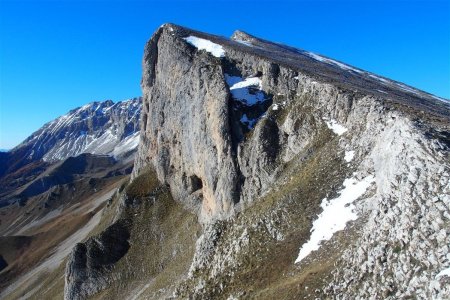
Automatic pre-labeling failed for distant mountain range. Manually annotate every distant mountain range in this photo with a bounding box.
[17,97,141,162]
[0,97,141,205]
[0,98,141,179]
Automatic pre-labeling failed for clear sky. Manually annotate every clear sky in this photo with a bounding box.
[0,0,449,149]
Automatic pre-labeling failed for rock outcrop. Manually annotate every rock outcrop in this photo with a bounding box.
[134,24,449,222]
[135,28,239,221]
[64,221,130,300]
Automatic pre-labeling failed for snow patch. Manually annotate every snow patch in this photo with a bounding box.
[184,36,225,58]
[227,76,262,90]
[225,74,266,105]
[436,267,450,278]
[396,83,422,97]
[324,119,348,136]
[295,175,375,263]
[344,150,355,162]
[369,74,389,84]
[272,104,279,111]
[235,40,253,47]
[306,52,363,74]
[430,94,449,103]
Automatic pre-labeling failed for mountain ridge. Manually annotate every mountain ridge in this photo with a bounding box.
[157,23,449,116]
[232,28,449,102]
[16,97,142,162]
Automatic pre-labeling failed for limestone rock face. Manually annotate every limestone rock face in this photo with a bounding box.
[134,23,449,224]
[135,26,240,221]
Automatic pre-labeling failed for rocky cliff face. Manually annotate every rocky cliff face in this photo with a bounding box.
[65,24,450,299]
[134,24,449,220]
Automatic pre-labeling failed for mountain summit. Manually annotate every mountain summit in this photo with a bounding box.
[17,97,141,162]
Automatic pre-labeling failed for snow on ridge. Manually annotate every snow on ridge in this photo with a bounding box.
[184,36,225,58]
[295,175,375,264]
[368,74,449,103]
[430,94,449,103]
[303,50,448,104]
[392,83,449,103]
[113,132,140,158]
[324,118,348,136]
[235,39,253,47]
[396,83,423,97]
[17,97,142,162]
[306,52,363,74]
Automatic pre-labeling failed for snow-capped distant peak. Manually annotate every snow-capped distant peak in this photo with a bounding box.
[17,97,142,163]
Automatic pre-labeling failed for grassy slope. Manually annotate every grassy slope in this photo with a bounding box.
[88,168,201,300]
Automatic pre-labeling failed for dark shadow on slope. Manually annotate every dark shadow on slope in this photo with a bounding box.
[19,154,116,200]
[222,60,274,151]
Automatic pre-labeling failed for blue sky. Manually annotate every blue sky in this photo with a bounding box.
[0,0,449,149]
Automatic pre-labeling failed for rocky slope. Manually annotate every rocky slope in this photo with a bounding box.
[134,24,449,222]
[42,24,450,299]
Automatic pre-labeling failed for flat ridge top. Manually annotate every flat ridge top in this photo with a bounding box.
[157,23,450,123]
